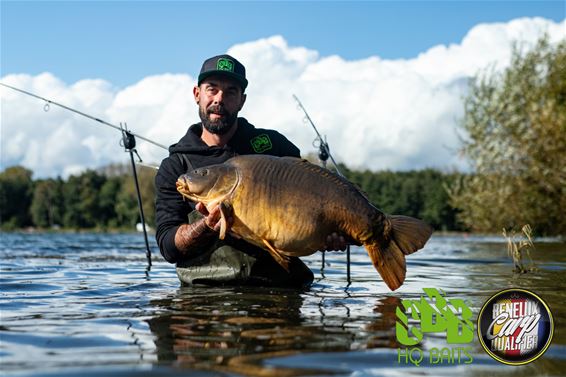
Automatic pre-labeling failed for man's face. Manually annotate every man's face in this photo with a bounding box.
[194,75,246,135]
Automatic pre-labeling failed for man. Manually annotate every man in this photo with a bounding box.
[155,54,345,288]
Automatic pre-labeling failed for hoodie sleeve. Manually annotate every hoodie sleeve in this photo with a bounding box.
[273,131,301,158]
[155,155,193,263]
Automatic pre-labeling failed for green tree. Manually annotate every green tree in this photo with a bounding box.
[62,170,107,228]
[115,167,156,228]
[418,170,461,231]
[98,177,122,227]
[450,36,566,235]
[342,166,461,231]
[0,166,33,229]
[30,178,64,228]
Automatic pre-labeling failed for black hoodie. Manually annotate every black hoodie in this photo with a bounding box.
[155,117,300,263]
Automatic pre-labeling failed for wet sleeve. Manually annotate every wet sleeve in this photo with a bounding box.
[154,156,193,263]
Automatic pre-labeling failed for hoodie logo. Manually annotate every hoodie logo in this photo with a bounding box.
[250,134,272,153]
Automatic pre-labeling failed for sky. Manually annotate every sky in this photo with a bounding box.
[1,1,565,178]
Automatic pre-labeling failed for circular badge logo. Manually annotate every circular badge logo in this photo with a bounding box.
[477,289,554,365]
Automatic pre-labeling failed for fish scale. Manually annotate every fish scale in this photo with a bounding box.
[236,157,321,247]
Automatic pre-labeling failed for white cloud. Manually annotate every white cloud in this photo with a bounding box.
[1,17,564,178]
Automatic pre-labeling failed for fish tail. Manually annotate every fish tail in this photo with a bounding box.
[365,215,432,291]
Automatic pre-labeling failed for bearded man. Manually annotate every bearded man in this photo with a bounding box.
[155,54,345,287]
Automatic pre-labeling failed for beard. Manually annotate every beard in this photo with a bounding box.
[199,104,238,135]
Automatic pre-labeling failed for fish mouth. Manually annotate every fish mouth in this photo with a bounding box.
[176,177,191,196]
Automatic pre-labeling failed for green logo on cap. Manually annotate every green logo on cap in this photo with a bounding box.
[217,58,234,72]
[250,134,272,153]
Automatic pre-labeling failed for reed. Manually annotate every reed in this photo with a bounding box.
[502,224,536,273]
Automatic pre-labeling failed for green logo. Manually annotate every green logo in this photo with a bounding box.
[250,134,272,153]
[395,288,474,366]
[217,58,234,72]
[396,288,474,345]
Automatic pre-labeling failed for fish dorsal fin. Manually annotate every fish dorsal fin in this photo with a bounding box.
[282,157,354,191]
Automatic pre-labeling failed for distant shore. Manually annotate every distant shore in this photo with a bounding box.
[1,228,562,242]
[0,226,155,235]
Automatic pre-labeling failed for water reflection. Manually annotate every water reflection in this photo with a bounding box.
[147,285,401,376]
[2,233,565,376]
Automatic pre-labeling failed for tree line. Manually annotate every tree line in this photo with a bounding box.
[0,164,156,231]
[342,166,462,232]
[0,163,464,232]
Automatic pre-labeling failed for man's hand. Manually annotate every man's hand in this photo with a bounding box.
[174,202,235,253]
[324,232,347,251]
[196,202,234,233]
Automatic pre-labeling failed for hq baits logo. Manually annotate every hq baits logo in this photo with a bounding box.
[477,289,554,365]
[216,57,234,72]
[395,288,474,366]
[250,134,273,153]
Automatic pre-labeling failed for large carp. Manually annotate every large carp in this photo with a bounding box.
[176,155,432,290]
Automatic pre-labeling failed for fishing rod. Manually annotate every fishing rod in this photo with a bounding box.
[292,94,351,283]
[0,82,168,150]
[292,94,344,177]
[1,82,164,267]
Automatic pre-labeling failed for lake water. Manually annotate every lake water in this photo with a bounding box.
[1,232,564,377]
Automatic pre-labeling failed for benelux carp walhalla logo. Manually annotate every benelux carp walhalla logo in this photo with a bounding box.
[477,289,554,365]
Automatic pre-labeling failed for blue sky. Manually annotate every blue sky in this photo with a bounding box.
[1,1,565,176]
[2,1,564,87]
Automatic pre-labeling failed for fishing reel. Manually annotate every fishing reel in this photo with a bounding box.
[313,135,330,165]
[119,124,142,162]
[122,131,136,150]
[318,141,329,162]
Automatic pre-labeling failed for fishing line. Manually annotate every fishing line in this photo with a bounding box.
[293,94,351,284]
[1,82,163,268]
[0,82,168,151]
[293,94,344,177]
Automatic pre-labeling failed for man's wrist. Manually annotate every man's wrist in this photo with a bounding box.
[175,218,216,253]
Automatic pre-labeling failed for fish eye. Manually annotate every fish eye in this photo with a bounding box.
[196,169,208,176]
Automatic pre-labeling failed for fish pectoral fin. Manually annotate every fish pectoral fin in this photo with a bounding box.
[217,201,233,240]
[261,239,291,272]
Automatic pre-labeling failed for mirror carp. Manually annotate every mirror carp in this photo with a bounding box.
[177,155,432,290]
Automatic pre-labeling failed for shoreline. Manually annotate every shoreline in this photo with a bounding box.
[1,228,562,243]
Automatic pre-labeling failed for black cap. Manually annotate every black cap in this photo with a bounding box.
[198,54,248,91]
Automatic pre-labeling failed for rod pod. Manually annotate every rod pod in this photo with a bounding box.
[120,126,152,267]
[292,94,351,283]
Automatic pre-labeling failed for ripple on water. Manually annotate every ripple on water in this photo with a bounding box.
[0,233,564,376]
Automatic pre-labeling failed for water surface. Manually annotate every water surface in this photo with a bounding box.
[1,232,564,376]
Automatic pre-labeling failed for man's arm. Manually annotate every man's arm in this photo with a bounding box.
[155,157,217,262]
[173,203,233,252]
[155,157,235,262]
[155,156,190,262]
